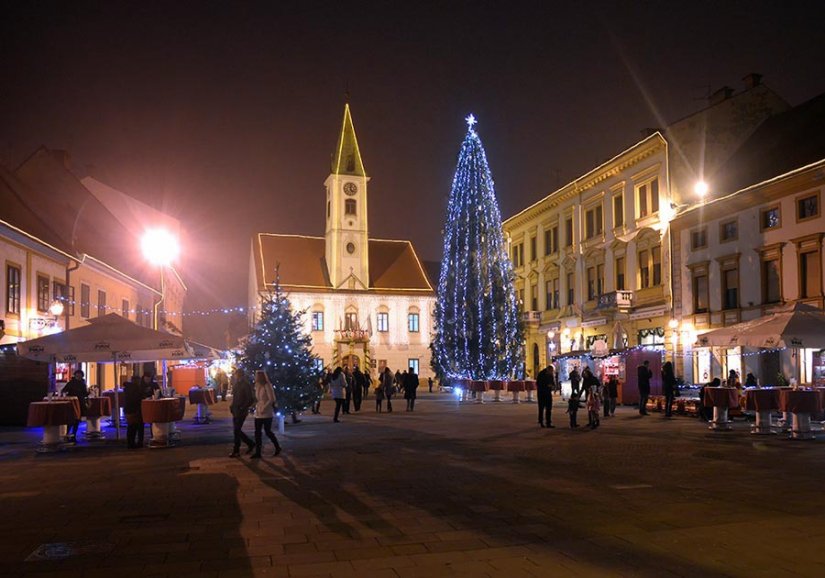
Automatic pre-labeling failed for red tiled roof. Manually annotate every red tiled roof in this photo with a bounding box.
[254,234,433,293]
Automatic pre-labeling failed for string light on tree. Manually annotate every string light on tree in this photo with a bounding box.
[237,266,323,414]
[431,114,524,381]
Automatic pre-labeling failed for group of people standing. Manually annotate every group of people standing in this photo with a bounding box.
[322,365,420,422]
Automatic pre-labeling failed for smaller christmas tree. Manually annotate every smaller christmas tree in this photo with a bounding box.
[238,267,322,414]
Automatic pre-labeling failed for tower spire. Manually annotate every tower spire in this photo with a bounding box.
[331,103,366,177]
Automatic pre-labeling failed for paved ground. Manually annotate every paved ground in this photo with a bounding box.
[1,392,824,578]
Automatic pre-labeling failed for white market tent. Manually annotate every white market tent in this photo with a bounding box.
[696,302,825,350]
[17,314,220,438]
[695,303,825,384]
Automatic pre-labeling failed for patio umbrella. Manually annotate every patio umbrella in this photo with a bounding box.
[695,302,825,349]
[18,314,195,439]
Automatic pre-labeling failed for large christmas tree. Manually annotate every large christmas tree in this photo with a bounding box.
[237,270,322,414]
[432,115,524,381]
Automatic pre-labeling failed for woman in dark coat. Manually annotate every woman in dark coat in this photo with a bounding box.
[662,361,678,418]
[123,377,145,449]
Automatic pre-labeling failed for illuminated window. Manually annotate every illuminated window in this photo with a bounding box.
[37,275,50,312]
[53,282,70,315]
[760,206,781,230]
[80,284,90,318]
[408,312,420,333]
[311,311,324,331]
[6,264,21,315]
[377,312,389,332]
[408,358,419,374]
[345,199,357,216]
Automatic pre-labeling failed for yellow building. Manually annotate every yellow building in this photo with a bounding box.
[504,76,789,378]
[1,148,186,391]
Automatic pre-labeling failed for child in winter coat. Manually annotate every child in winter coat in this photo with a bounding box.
[374,384,385,412]
[586,387,602,429]
[567,393,583,428]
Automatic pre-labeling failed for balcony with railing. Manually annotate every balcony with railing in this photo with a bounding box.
[522,311,542,325]
[596,290,633,312]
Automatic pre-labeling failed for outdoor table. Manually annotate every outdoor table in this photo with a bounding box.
[523,380,536,403]
[779,389,818,440]
[84,397,112,439]
[188,388,216,423]
[102,390,126,427]
[488,380,505,402]
[507,380,524,403]
[704,387,738,431]
[470,380,488,404]
[744,388,780,435]
[27,400,80,452]
[141,398,181,447]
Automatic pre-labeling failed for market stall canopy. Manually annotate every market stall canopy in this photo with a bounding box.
[17,314,194,363]
[695,302,825,349]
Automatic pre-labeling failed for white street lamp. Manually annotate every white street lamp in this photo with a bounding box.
[694,181,709,198]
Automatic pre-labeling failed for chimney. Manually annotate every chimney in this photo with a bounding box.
[709,86,734,106]
[742,72,763,89]
[640,127,660,139]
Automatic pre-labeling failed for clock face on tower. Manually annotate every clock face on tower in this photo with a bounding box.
[343,182,358,196]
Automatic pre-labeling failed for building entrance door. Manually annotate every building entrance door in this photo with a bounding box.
[342,354,360,370]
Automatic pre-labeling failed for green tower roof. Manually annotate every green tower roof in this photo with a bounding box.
[331,103,366,177]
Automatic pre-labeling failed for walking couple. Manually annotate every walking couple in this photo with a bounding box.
[230,370,282,459]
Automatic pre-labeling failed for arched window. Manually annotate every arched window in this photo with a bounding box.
[345,199,357,216]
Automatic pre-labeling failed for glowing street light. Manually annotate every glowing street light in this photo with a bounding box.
[694,180,709,198]
[49,300,64,318]
[141,229,179,267]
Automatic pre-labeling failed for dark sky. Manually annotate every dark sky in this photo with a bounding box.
[3,1,825,338]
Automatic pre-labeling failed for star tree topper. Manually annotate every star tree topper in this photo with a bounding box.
[465,113,477,130]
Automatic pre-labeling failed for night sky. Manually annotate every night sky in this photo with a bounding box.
[3,1,825,341]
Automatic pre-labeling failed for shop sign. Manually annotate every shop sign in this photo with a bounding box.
[629,307,666,320]
[582,318,607,328]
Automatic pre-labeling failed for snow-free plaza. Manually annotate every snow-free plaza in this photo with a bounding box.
[2,395,824,577]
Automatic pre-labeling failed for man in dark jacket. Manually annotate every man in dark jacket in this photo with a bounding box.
[123,377,145,449]
[352,367,364,412]
[404,368,419,411]
[62,369,88,441]
[637,360,653,415]
[536,363,556,428]
[229,373,256,457]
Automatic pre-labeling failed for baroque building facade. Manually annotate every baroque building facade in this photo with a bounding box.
[503,76,789,379]
[249,105,435,377]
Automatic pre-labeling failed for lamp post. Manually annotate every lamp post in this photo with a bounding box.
[141,229,180,392]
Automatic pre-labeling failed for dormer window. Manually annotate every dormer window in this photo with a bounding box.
[345,199,357,216]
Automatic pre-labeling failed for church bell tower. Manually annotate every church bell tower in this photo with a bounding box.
[325,103,370,289]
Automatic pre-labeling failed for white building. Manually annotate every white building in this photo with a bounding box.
[248,104,435,377]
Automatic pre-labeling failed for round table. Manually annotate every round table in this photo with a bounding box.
[141,398,182,448]
[778,389,818,440]
[744,388,780,435]
[188,388,216,423]
[523,380,536,403]
[703,387,739,431]
[27,400,80,452]
[84,397,112,439]
[469,380,488,404]
[101,390,126,428]
[507,380,525,404]
[488,380,505,402]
